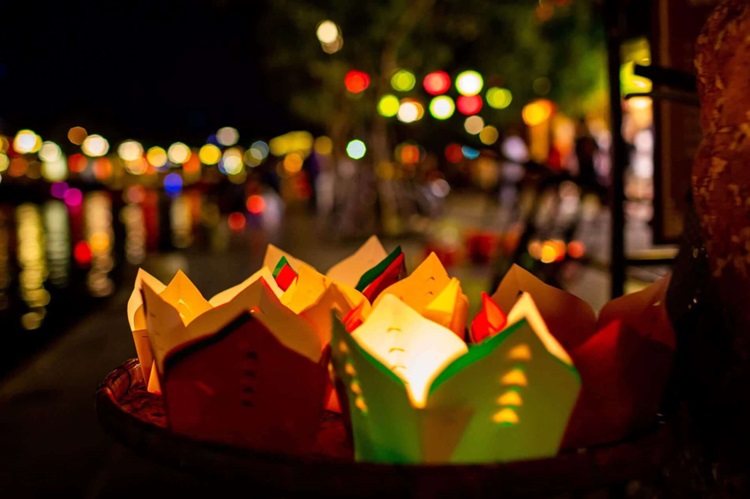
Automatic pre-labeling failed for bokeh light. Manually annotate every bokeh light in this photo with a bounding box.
[0,154,8,172]
[9,157,29,177]
[391,69,416,92]
[64,187,83,207]
[502,135,530,163]
[486,87,513,109]
[344,70,370,93]
[244,150,262,167]
[346,140,366,159]
[199,144,222,165]
[74,241,92,266]
[168,142,191,164]
[269,131,313,156]
[479,125,500,145]
[124,158,148,175]
[216,126,239,147]
[118,140,143,161]
[221,148,244,175]
[228,212,246,231]
[81,134,109,157]
[246,195,266,215]
[125,185,146,204]
[42,158,68,182]
[146,146,168,168]
[283,152,304,173]
[316,20,339,44]
[67,126,87,145]
[377,94,400,117]
[309,137,330,157]
[14,130,42,154]
[567,241,586,259]
[250,140,269,159]
[93,158,113,181]
[68,153,88,173]
[397,100,424,123]
[429,96,455,120]
[445,143,463,163]
[464,116,485,135]
[423,71,451,95]
[456,95,483,115]
[39,141,62,163]
[164,173,183,194]
[461,145,480,159]
[50,182,68,199]
[522,99,554,126]
[455,70,484,96]
[398,143,421,164]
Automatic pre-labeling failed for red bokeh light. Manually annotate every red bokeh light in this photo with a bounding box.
[69,153,88,173]
[344,70,370,93]
[567,240,586,259]
[423,71,451,95]
[400,145,420,164]
[74,241,92,266]
[228,212,246,231]
[456,95,483,115]
[445,143,463,163]
[246,195,266,215]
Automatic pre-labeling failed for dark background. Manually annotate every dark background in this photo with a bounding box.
[0,0,292,146]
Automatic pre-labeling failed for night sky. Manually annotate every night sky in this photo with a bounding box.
[0,0,291,147]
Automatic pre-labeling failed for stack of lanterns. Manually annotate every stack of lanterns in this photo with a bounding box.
[127,236,675,463]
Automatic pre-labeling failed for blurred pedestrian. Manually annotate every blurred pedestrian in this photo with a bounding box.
[574,118,605,203]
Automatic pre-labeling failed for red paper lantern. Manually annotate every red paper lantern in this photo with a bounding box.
[456,95,483,115]
[344,70,371,93]
[423,71,451,95]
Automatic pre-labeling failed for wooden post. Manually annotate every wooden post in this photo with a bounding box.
[604,0,627,299]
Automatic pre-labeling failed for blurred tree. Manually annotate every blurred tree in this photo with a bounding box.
[254,0,607,236]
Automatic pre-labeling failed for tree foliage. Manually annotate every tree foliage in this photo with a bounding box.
[256,0,607,148]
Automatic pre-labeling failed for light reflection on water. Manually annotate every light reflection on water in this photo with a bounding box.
[44,201,70,287]
[1,186,276,336]
[121,203,146,264]
[0,210,10,311]
[85,192,115,297]
[16,204,49,330]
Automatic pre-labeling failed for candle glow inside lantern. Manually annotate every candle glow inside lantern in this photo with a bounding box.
[331,291,581,464]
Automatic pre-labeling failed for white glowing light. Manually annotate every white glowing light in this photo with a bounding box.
[118,140,144,162]
[81,134,109,157]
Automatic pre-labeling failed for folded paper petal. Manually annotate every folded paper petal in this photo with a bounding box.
[491,264,596,351]
[144,274,321,377]
[596,274,675,349]
[422,277,469,339]
[373,252,453,315]
[355,246,404,293]
[469,292,507,344]
[162,312,328,453]
[273,257,298,292]
[207,267,283,307]
[128,268,167,383]
[563,320,673,449]
[361,251,406,303]
[563,275,676,448]
[326,235,388,288]
[158,269,213,325]
[262,244,317,275]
